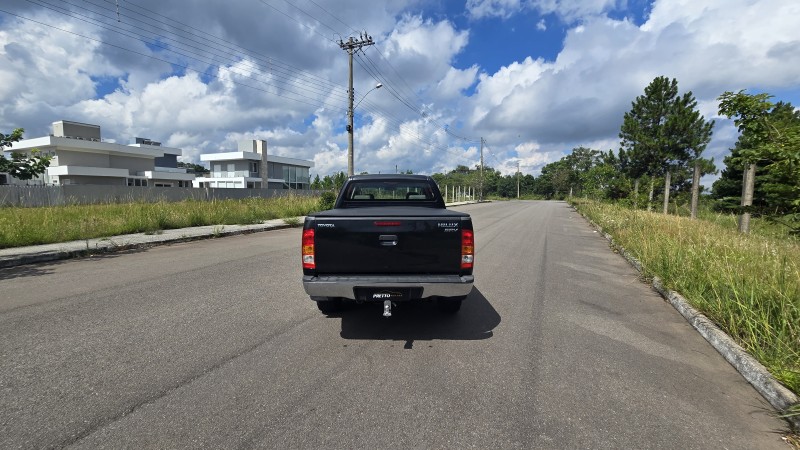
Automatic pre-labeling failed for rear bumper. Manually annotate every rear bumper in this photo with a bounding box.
[302,274,474,300]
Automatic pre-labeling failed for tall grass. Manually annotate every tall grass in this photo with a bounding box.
[0,195,322,248]
[572,199,800,396]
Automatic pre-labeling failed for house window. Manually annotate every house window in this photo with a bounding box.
[250,162,258,174]
[127,178,148,187]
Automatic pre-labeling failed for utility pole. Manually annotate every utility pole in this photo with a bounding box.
[739,162,756,233]
[517,161,520,199]
[339,33,375,176]
[479,137,484,202]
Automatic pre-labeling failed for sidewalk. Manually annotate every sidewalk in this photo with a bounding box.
[0,201,480,269]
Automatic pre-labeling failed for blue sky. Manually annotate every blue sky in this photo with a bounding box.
[444,1,652,72]
[2,0,799,183]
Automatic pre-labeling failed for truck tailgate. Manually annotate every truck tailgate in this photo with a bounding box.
[313,217,465,274]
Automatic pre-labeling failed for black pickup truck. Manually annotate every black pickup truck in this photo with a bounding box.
[301,174,474,317]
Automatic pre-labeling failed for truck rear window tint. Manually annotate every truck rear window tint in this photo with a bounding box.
[344,181,436,201]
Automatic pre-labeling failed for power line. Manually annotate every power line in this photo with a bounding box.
[355,51,421,115]
[274,0,340,38]
[254,0,337,44]
[0,7,347,113]
[304,0,357,34]
[23,0,348,106]
[4,3,481,173]
[103,0,344,91]
[254,0,484,152]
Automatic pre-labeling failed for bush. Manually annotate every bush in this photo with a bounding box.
[319,191,336,210]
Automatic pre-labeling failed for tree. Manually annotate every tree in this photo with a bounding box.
[0,128,24,149]
[432,165,502,199]
[177,162,209,174]
[534,159,572,199]
[582,151,632,201]
[620,77,678,209]
[619,77,712,213]
[563,147,602,197]
[311,171,347,191]
[668,91,715,218]
[310,174,322,189]
[495,174,516,198]
[716,95,800,232]
[0,128,52,181]
[718,91,781,232]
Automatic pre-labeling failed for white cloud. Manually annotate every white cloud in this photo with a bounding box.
[0,12,122,133]
[382,15,470,75]
[469,56,549,129]
[434,66,480,100]
[466,0,623,22]
[466,0,524,20]
[465,0,800,178]
[532,0,622,22]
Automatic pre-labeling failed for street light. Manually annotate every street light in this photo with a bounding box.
[355,83,382,110]
[347,82,383,176]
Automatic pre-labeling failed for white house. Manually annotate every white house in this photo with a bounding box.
[3,120,195,187]
[194,139,314,189]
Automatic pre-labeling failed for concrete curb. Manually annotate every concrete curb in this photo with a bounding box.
[574,207,800,431]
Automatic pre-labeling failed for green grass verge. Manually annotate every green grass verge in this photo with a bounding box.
[0,195,322,248]
[571,198,800,397]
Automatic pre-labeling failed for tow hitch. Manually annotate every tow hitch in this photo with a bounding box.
[383,300,392,317]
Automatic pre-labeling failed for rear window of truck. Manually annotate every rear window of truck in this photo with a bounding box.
[343,181,436,202]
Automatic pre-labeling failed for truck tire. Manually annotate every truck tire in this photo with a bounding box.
[437,296,464,313]
[316,297,342,314]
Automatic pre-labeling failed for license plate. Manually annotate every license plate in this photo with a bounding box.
[354,287,422,301]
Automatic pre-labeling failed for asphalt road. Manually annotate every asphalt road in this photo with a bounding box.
[0,201,789,448]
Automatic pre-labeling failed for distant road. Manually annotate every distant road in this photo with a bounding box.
[0,201,788,448]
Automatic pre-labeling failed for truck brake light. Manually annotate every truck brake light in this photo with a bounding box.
[461,229,474,269]
[302,228,315,269]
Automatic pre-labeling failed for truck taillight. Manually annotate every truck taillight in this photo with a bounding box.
[461,229,474,269]
[302,228,315,269]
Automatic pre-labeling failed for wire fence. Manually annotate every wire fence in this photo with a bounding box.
[0,185,319,208]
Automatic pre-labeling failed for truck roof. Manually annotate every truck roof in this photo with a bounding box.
[348,173,431,180]
[347,174,432,181]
